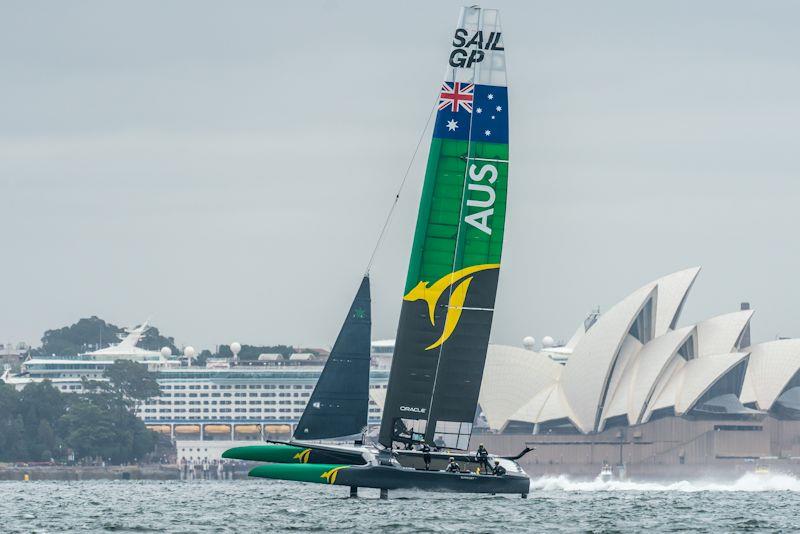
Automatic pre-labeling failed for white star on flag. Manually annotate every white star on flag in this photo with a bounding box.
[446,119,458,131]
[496,105,502,112]
[488,94,494,100]
[476,107,482,114]
[491,115,495,119]
[484,129,491,136]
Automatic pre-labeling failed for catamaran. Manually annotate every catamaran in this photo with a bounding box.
[223,5,531,498]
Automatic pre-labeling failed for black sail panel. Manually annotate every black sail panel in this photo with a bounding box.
[425,269,498,449]
[294,276,371,440]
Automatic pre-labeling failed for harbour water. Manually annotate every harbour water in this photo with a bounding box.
[4,474,800,532]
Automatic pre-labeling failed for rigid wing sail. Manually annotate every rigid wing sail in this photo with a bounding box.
[379,5,509,451]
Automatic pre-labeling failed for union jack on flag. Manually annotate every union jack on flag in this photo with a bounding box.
[438,82,474,113]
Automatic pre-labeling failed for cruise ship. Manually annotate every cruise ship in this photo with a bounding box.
[1,323,390,462]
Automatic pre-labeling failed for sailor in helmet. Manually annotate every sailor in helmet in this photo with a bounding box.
[445,457,461,473]
[476,443,490,473]
[420,441,432,471]
[493,460,506,476]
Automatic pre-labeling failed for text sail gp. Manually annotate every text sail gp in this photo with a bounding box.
[449,28,505,68]
[380,5,510,452]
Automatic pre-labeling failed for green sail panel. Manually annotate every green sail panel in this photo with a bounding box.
[380,6,508,450]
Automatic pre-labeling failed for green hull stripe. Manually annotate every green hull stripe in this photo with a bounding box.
[248,463,350,485]
[222,445,305,463]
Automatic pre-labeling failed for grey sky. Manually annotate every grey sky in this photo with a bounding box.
[2,0,799,351]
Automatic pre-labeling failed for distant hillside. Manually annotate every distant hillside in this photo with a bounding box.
[28,316,320,362]
[31,316,178,358]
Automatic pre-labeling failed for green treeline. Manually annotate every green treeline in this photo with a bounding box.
[0,361,160,464]
[31,316,178,358]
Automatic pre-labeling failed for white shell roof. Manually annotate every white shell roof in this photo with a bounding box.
[628,326,696,424]
[653,267,700,336]
[478,345,563,430]
[695,310,753,357]
[560,282,656,433]
[740,339,800,410]
[646,352,748,417]
[505,382,577,429]
[674,353,748,414]
[600,325,696,429]
[644,356,687,418]
[598,334,643,428]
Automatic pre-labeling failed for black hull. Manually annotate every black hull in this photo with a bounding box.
[336,465,530,494]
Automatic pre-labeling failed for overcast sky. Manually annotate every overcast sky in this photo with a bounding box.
[2,1,800,351]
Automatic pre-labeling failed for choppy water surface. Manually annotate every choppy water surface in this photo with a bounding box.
[4,473,800,533]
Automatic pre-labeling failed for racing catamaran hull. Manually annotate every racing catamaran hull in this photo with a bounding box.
[222,443,367,465]
[249,463,530,495]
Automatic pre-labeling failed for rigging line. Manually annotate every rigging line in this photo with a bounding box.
[425,6,483,436]
[363,92,441,276]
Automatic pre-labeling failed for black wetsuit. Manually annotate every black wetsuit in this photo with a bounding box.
[493,464,507,476]
[421,444,432,470]
[446,462,460,473]
[476,446,490,473]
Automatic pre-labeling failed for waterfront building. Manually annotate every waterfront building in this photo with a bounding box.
[1,332,391,463]
[473,267,800,478]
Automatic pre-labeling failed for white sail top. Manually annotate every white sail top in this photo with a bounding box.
[447,7,507,87]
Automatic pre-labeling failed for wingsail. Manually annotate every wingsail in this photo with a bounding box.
[295,276,371,440]
[379,6,509,450]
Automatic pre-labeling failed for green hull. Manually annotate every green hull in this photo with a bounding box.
[249,463,350,485]
[223,445,307,463]
[222,444,366,465]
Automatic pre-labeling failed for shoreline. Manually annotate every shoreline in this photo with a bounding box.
[0,465,179,481]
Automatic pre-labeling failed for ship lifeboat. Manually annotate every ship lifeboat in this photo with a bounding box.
[264,424,292,434]
[146,425,172,434]
[235,424,261,435]
[205,424,232,435]
[174,425,201,434]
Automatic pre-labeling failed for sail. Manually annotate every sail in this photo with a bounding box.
[379,7,508,449]
[294,276,371,440]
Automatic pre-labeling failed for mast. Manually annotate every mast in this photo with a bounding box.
[294,276,371,440]
[379,6,508,449]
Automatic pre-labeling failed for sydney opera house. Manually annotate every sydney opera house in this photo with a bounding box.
[475,267,800,477]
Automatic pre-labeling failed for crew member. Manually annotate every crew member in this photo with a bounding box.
[420,442,432,471]
[493,460,506,476]
[476,443,490,473]
[445,457,460,473]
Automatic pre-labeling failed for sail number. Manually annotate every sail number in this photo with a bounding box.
[450,29,504,68]
[464,162,498,236]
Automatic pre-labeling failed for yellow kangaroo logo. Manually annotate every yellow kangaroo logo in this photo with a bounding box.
[293,449,311,463]
[404,263,500,350]
[320,466,345,484]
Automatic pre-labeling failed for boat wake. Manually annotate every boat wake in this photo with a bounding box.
[530,472,800,492]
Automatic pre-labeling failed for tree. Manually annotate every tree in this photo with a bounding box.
[0,378,158,464]
[61,393,156,464]
[103,360,160,403]
[0,384,23,461]
[136,326,178,354]
[33,316,124,357]
[36,420,56,461]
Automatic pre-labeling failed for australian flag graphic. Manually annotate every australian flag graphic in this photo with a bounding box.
[433,82,508,144]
